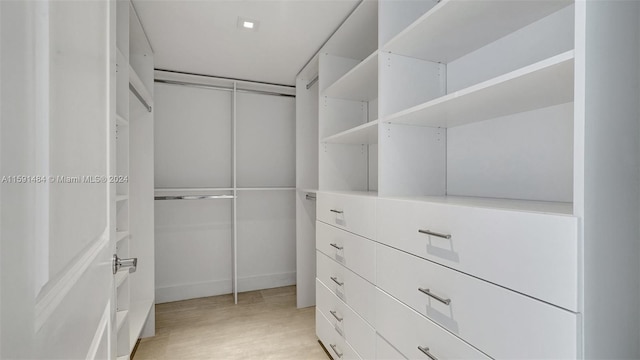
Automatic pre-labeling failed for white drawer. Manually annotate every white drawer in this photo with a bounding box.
[377,244,579,359]
[316,280,375,360]
[317,192,376,240]
[377,198,578,311]
[376,334,406,360]
[316,221,376,283]
[317,309,362,360]
[317,251,376,326]
[376,288,490,360]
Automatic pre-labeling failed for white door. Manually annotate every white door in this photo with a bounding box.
[1,1,118,359]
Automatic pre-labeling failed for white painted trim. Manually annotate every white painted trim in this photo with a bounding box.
[86,300,110,360]
[155,279,232,304]
[155,271,296,304]
[237,271,296,293]
[34,232,109,330]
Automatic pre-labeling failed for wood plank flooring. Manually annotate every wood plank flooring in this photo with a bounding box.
[134,286,330,360]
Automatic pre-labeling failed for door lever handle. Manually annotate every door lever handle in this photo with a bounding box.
[113,254,137,274]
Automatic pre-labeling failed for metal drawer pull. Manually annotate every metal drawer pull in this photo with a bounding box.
[329,344,343,358]
[418,346,438,360]
[330,243,343,250]
[418,229,451,239]
[329,310,343,322]
[330,209,344,214]
[330,276,344,286]
[418,287,451,305]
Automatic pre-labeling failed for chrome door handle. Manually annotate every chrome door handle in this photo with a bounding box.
[329,310,343,322]
[330,243,343,250]
[113,254,137,274]
[418,346,438,360]
[330,209,343,214]
[418,229,451,239]
[329,344,343,358]
[330,276,344,286]
[418,287,451,305]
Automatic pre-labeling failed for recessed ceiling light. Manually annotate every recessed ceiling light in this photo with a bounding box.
[238,17,259,31]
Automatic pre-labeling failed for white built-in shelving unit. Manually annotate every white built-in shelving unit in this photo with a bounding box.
[298,0,640,358]
[112,1,155,358]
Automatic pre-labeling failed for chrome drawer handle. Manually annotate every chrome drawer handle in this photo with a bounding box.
[418,287,451,305]
[418,346,438,360]
[330,276,344,286]
[330,243,343,250]
[418,229,451,239]
[330,344,343,358]
[329,310,343,322]
[330,209,344,214]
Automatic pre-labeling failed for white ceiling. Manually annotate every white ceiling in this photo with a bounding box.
[132,0,360,86]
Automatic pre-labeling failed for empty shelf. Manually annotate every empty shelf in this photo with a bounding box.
[323,51,378,101]
[115,270,129,288]
[383,0,572,63]
[116,310,128,333]
[384,51,574,128]
[116,231,130,244]
[323,120,378,144]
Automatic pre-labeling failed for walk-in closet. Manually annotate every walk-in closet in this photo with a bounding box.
[2,0,640,359]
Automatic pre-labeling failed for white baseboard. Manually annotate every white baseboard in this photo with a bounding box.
[237,271,296,292]
[155,271,296,304]
[155,279,232,304]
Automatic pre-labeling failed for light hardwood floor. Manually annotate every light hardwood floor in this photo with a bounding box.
[134,286,330,360]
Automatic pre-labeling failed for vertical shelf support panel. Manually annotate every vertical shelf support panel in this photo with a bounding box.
[232,81,238,305]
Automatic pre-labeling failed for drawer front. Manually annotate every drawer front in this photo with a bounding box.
[317,309,362,360]
[316,280,375,360]
[317,251,376,326]
[316,221,376,283]
[377,198,578,311]
[317,192,376,240]
[376,334,406,360]
[376,288,490,360]
[377,244,579,359]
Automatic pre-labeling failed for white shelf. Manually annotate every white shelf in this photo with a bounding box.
[383,0,572,63]
[115,270,129,288]
[116,114,129,126]
[128,300,154,352]
[323,51,378,101]
[116,310,128,332]
[129,64,153,111]
[388,195,574,216]
[116,231,130,244]
[384,51,574,128]
[323,120,378,144]
[116,195,129,202]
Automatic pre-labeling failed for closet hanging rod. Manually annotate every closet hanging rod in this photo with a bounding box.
[155,79,296,98]
[154,195,236,201]
[306,75,318,90]
[129,83,152,112]
[155,187,234,191]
